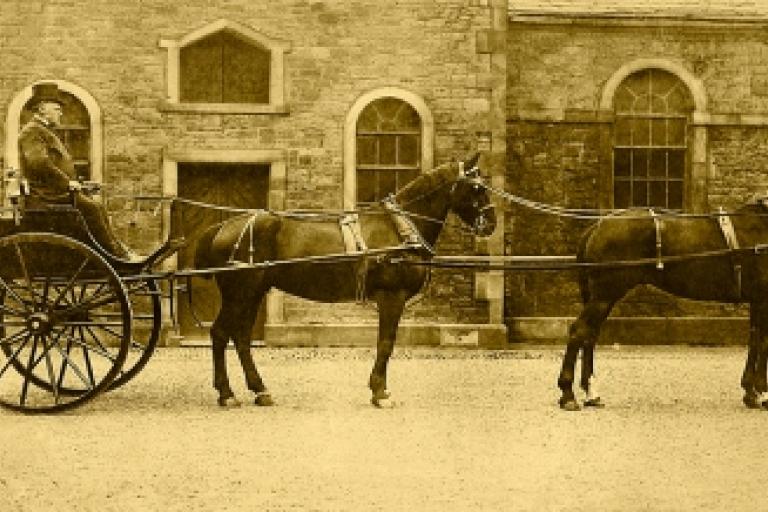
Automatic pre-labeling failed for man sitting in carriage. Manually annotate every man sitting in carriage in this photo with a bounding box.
[17,82,139,261]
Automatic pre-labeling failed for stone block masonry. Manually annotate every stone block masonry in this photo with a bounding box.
[0,0,507,345]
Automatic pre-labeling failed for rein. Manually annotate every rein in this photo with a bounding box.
[489,185,768,221]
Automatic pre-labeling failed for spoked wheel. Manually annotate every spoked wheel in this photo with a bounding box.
[0,233,131,413]
[107,278,161,390]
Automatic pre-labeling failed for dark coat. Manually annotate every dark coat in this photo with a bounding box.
[18,118,76,204]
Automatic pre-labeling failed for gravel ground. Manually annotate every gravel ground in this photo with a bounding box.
[0,344,765,512]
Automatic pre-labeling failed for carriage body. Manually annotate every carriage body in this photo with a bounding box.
[0,181,163,413]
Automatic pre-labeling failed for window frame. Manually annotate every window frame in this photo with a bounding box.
[355,98,423,206]
[611,69,692,210]
[600,59,709,213]
[159,19,290,114]
[343,88,434,210]
[4,80,103,187]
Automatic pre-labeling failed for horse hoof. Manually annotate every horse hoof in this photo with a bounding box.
[743,394,761,409]
[218,396,242,408]
[254,392,275,407]
[559,398,581,411]
[371,390,393,408]
[584,397,605,408]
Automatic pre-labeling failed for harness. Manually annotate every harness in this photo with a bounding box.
[339,213,369,302]
[381,195,435,254]
[717,207,743,298]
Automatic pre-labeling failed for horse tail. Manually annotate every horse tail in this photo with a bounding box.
[576,223,596,304]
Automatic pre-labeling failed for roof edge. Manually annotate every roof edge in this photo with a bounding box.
[509,10,768,26]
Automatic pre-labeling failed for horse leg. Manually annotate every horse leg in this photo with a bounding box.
[751,302,768,409]
[232,290,274,407]
[580,337,604,408]
[559,299,613,411]
[369,290,408,408]
[210,307,240,408]
[742,302,762,408]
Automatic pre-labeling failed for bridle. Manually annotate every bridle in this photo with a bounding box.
[385,161,494,236]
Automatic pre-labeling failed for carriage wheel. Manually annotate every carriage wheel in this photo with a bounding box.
[106,278,161,390]
[0,233,131,413]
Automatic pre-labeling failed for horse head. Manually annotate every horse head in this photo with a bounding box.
[450,153,497,237]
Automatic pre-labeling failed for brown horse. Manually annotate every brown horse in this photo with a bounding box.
[194,154,496,408]
[558,202,768,411]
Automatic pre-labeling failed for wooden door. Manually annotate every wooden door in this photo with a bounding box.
[175,163,270,342]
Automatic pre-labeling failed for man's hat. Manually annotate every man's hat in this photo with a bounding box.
[29,82,65,107]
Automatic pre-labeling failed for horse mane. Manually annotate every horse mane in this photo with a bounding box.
[393,162,456,204]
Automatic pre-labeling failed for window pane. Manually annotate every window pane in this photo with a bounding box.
[649,180,667,208]
[668,150,685,179]
[394,103,420,130]
[180,34,223,102]
[651,118,667,146]
[356,136,377,165]
[633,94,650,114]
[614,87,634,113]
[614,118,632,146]
[358,104,380,131]
[668,180,683,209]
[614,180,630,208]
[614,149,631,177]
[667,84,694,112]
[668,119,686,146]
[356,170,376,204]
[633,181,648,207]
[398,135,419,166]
[376,98,404,123]
[222,33,270,103]
[632,148,649,178]
[633,118,650,145]
[379,135,397,165]
[379,170,397,198]
[649,150,667,177]
[651,94,667,115]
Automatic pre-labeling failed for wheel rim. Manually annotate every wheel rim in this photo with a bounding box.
[0,233,131,413]
[107,278,161,390]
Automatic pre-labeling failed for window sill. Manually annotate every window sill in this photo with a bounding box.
[158,101,289,115]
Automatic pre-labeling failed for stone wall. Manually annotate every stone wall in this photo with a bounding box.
[0,0,508,345]
[506,17,768,342]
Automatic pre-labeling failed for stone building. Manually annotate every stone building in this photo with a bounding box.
[507,0,768,343]
[0,0,507,347]
[4,0,766,347]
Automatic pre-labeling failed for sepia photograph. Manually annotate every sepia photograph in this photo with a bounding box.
[1,0,767,510]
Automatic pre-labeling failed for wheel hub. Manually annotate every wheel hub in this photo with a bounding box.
[27,312,52,335]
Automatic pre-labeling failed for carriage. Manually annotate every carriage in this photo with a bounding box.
[0,154,497,413]
[4,148,768,415]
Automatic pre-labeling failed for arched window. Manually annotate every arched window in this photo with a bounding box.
[19,88,92,180]
[355,98,421,205]
[612,69,694,209]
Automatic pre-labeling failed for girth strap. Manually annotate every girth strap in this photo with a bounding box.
[717,207,743,298]
[339,213,368,253]
[717,207,740,251]
[338,213,369,303]
[650,209,664,270]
